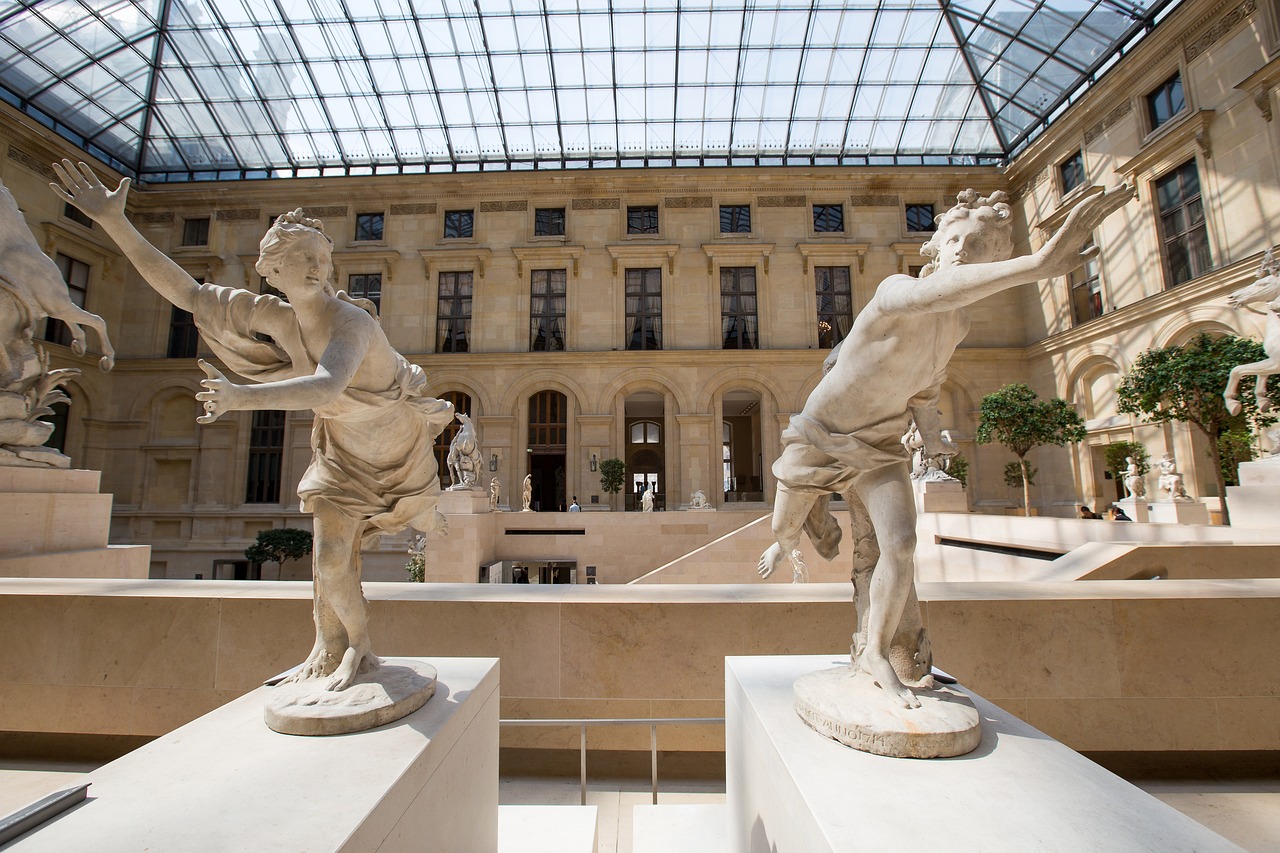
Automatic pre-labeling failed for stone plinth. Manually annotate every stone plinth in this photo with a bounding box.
[1227,458,1280,529]
[726,655,1239,853]
[911,478,967,513]
[1115,497,1149,523]
[0,468,148,578]
[438,488,493,515]
[5,657,499,853]
[1147,500,1211,526]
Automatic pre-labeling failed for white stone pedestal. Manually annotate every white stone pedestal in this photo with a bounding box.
[439,488,493,514]
[911,478,967,513]
[1115,496,1149,522]
[7,657,500,853]
[1147,500,1211,526]
[1226,458,1280,529]
[726,655,1238,853]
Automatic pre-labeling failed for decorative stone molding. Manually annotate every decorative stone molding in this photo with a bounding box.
[132,211,175,225]
[604,243,679,275]
[511,245,585,278]
[571,198,620,210]
[1119,110,1216,182]
[1184,0,1257,61]
[796,242,870,275]
[479,200,527,212]
[757,195,806,208]
[1084,100,1135,145]
[331,249,402,285]
[664,196,712,209]
[848,195,898,207]
[886,242,928,275]
[418,247,493,279]
[1009,169,1048,203]
[302,205,348,219]
[216,208,260,221]
[700,242,775,275]
[390,203,437,215]
[1033,185,1105,238]
[1236,54,1280,123]
[6,145,55,179]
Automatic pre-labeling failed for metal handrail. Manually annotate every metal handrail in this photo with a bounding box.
[500,717,724,805]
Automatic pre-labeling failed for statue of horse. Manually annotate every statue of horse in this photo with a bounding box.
[1224,249,1280,416]
[0,179,114,376]
[446,412,482,489]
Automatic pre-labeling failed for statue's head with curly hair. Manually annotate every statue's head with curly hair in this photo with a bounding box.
[918,189,1013,277]
[255,209,336,295]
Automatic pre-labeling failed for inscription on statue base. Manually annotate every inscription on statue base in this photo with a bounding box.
[793,665,981,758]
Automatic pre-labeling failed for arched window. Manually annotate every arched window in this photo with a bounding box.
[529,390,567,450]
[629,420,660,444]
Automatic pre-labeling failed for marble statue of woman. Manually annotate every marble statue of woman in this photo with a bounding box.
[521,474,533,511]
[641,486,654,512]
[490,476,501,511]
[1123,456,1146,499]
[758,185,1132,726]
[51,161,454,705]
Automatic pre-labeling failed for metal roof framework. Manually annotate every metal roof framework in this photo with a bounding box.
[0,0,1181,182]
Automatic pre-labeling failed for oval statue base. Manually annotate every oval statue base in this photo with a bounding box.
[793,665,980,758]
[265,658,437,736]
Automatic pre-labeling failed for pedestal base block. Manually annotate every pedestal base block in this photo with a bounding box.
[265,658,437,736]
[438,489,492,514]
[1147,500,1210,525]
[1115,497,1149,522]
[793,665,980,758]
[912,478,967,513]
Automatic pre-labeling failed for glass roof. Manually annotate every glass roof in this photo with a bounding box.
[0,0,1181,182]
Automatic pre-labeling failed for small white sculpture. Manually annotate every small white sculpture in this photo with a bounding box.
[446,412,483,490]
[1123,456,1146,500]
[0,176,115,466]
[52,161,453,735]
[521,474,533,512]
[490,477,500,511]
[757,185,1133,757]
[641,486,654,512]
[1224,248,1280,415]
[1156,453,1190,501]
[689,489,711,509]
[901,418,957,482]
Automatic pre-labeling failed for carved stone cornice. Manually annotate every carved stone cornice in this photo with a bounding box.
[1118,110,1216,181]
[331,249,402,283]
[1184,0,1257,61]
[418,247,493,279]
[605,243,679,275]
[1236,54,1280,122]
[795,242,869,275]
[700,242,775,275]
[510,244,585,277]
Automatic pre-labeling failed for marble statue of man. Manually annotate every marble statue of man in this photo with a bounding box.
[759,185,1132,714]
[51,162,454,717]
[521,474,533,512]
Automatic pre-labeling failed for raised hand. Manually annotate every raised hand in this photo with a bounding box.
[195,359,242,424]
[1039,184,1135,278]
[49,159,130,223]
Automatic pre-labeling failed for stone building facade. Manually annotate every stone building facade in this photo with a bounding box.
[1,0,1277,580]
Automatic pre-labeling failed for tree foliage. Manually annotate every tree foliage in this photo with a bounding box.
[1003,461,1037,488]
[598,457,625,495]
[245,528,313,579]
[977,383,1086,515]
[947,454,968,488]
[1117,333,1272,525]
[1104,441,1149,480]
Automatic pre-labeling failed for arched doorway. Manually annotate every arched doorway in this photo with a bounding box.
[529,390,567,511]
[723,389,763,502]
[625,390,665,510]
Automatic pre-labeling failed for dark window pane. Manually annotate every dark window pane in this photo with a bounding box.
[354,212,384,241]
[64,202,92,228]
[43,400,69,453]
[245,410,285,503]
[347,273,382,312]
[627,206,659,234]
[1069,248,1103,325]
[44,254,89,347]
[1060,151,1085,193]
[444,210,474,239]
[1155,160,1211,287]
[168,306,199,357]
[534,207,565,236]
[813,204,843,232]
[719,205,751,233]
[720,267,758,350]
[905,204,934,232]
[530,268,567,351]
[814,266,853,348]
[182,217,209,246]
[529,390,568,450]
[625,268,662,350]
[1147,74,1185,130]
[437,271,474,352]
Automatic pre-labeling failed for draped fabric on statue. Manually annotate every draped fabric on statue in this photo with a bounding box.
[191,283,455,541]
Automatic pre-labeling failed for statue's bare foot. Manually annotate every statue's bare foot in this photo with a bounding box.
[283,645,339,684]
[758,543,786,579]
[325,646,381,692]
[863,653,922,709]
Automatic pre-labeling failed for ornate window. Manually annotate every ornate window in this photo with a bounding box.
[629,421,660,444]
[815,266,852,348]
[1156,160,1210,287]
[720,267,758,350]
[245,410,285,504]
[437,271,473,352]
[530,269,567,351]
[625,268,662,351]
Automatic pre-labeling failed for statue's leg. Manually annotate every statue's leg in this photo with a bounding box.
[802,494,842,561]
[304,501,380,691]
[283,504,352,683]
[759,482,814,580]
[850,464,922,709]
[51,305,115,370]
[844,488,877,665]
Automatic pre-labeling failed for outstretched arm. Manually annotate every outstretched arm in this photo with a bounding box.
[877,184,1134,315]
[50,160,201,313]
[195,313,375,423]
